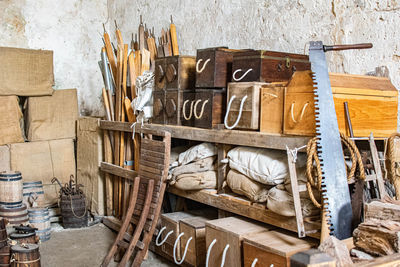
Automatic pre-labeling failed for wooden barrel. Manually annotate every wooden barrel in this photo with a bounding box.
[10,244,40,267]
[0,219,7,248]
[0,205,28,226]
[22,182,45,208]
[0,246,10,267]
[9,232,38,245]
[0,172,22,208]
[60,194,88,228]
[28,207,50,242]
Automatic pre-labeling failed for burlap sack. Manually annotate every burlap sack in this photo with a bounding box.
[25,89,78,141]
[266,185,320,217]
[226,170,271,203]
[170,156,216,181]
[171,171,217,191]
[10,139,76,205]
[284,167,321,201]
[0,47,54,96]
[0,96,24,146]
[76,117,105,215]
[0,145,10,172]
[178,143,217,166]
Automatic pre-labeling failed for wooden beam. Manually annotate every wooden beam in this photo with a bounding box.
[100,162,138,181]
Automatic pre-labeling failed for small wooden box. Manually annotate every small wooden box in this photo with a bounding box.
[159,212,198,260]
[225,82,264,130]
[283,71,398,137]
[165,90,183,125]
[195,47,237,88]
[181,91,196,127]
[243,230,317,267]
[165,55,196,90]
[232,50,310,83]
[179,215,216,267]
[152,90,166,124]
[154,58,166,90]
[260,83,287,134]
[194,89,226,129]
[205,217,272,267]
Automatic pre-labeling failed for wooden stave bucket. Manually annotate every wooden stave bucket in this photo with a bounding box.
[0,172,22,209]
[9,232,38,245]
[10,244,40,267]
[60,195,88,229]
[0,246,10,267]
[0,205,28,226]
[35,228,51,242]
[28,207,51,242]
[22,182,45,208]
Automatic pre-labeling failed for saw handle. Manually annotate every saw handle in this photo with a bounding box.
[323,43,373,52]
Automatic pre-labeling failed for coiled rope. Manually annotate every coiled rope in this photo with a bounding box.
[388,133,400,199]
[306,132,365,208]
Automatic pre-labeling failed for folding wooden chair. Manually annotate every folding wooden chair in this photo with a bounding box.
[101,128,171,267]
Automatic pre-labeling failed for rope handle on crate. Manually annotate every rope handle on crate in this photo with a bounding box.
[173,232,192,265]
[205,239,230,267]
[196,58,211,73]
[69,194,87,219]
[194,99,209,119]
[251,258,258,267]
[155,226,174,246]
[290,102,309,123]
[232,68,253,81]
[182,100,194,120]
[224,95,248,130]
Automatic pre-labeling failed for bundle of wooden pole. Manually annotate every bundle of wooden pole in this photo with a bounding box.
[99,16,179,218]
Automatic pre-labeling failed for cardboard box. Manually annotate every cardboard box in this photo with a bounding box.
[76,117,105,215]
[25,89,78,141]
[0,145,10,172]
[0,47,54,96]
[0,96,24,146]
[10,139,76,205]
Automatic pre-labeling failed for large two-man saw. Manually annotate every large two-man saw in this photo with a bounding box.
[309,41,372,239]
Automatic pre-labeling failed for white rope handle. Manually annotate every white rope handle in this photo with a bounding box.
[155,226,174,246]
[263,92,278,98]
[232,68,253,81]
[206,239,217,267]
[290,102,309,123]
[251,258,258,267]
[173,232,192,265]
[194,99,209,119]
[196,58,211,73]
[182,100,194,120]
[220,244,230,267]
[224,95,248,130]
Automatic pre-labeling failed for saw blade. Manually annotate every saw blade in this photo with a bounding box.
[309,41,352,239]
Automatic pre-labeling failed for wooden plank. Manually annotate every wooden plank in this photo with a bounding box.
[141,154,166,165]
[100,162,138,181]
[102,217,145,250]
[217,144,229,193]
[140,148,166,160]
[103,133,114,216]
[141,138,165,151]
[99,121,310,150]
[369,133,387,198]
[139,159,165,170]
[353,252,400,266]
[168,187,320,239]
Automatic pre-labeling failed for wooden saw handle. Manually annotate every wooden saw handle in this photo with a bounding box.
[323,43,373,52]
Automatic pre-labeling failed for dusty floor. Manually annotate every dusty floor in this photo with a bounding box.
[40,223,175,267]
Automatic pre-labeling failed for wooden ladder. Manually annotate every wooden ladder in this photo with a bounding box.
[101,128,171,267]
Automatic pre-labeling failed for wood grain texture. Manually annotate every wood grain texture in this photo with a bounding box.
[165,56,195,90]
[165,90,183,125]
[155,58,166,90]
[152,90,166,124]
[260,84,286,134]
[194,89,226,129]
[181,91,196,127]
[364,201,400,223]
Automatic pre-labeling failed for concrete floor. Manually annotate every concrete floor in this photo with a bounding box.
[40,223,175,267]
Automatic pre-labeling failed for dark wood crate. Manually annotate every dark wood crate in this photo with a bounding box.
[165,90,183,125]
[165,56,196,90]
[181,90,196,127]
[152,90,166,124]
[154,58,166,90]
[194,89,226,129]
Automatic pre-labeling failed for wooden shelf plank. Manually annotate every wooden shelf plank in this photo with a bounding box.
[167,187,321,239]
[100,121,310,150]
[100,162,138,181]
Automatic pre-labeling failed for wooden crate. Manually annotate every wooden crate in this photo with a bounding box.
[165,56,196,90]
[260,83,286,134]
[225,82,264,130]
[195,47,237,88]
[194,89,226,129]
[155,58,166,90]
[243,230,317,267]
[283,71,398,137]
[179,215,217,267]
[181,91,196,127]
[205,217,272,267]
[232,50,310,83]
[152,90,166,124]
[165,90,183,125]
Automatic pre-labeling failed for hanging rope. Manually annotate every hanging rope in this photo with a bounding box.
[388,133,400,199]
[306,132,365,208]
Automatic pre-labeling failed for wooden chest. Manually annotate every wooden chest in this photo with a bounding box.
[152,90,166,124]
[194,89,226,129]
[165,56,196,90]
[225,82,265,130]
[181,91,196,127]
[243,230,317,267]
[165,90,182,125]
[260,83,287,134]
[205,217,272,267]
[195,47,238,88]
[179,215,217,267]
[155,58,166,90]
[232,50,310,83]
[283,71,398,137]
